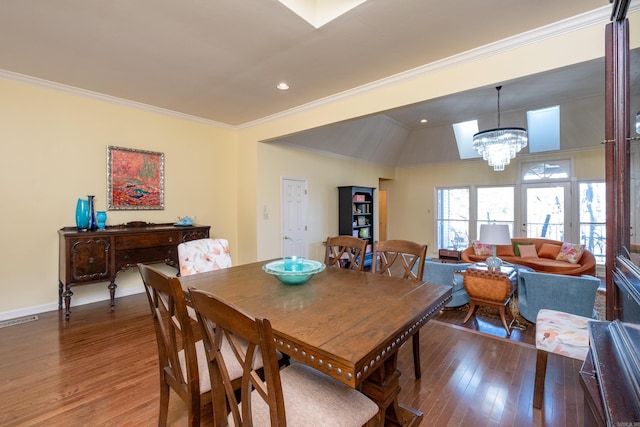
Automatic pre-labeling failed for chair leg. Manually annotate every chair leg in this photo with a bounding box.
[533,349,548,409]
[412,332,421,379]
[462,301,477,324]
[187,392,201,427]
[498,306,511,337]
[158,380,170,426]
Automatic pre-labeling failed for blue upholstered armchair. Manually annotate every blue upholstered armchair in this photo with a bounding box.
[420,260,471,307]
[517,270,600,323]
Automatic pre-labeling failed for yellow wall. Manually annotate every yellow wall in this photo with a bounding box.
[0,78,237,315]
[0,9,620,319]
[255,144,393,262]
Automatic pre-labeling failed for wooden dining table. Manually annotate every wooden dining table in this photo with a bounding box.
[179,260,452,426]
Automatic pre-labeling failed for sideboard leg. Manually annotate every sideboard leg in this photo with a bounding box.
[58,281,63,310]
[108,281,117,311]
[63,287,73,320]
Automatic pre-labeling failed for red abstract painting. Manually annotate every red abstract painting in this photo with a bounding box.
[107,146,164,210]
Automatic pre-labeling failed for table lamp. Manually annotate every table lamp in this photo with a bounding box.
[479,224,511,270]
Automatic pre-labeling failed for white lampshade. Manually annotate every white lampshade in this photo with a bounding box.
[479,224,511,246]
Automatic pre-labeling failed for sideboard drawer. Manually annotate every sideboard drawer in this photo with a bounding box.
[115,231,181,250]
[115,246,177,271]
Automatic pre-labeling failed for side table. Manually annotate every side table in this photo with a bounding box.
[462,266,517,336]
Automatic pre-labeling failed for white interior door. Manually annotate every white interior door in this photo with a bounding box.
[282,178,308,258]
[520,183,571,240]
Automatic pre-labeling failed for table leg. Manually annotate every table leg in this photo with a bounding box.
[361,352,423,426]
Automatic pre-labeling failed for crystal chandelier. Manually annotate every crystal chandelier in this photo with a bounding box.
[473,86,528,171]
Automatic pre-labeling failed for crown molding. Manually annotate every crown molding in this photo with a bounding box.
[0,68,234,130]
[240,5,614,129]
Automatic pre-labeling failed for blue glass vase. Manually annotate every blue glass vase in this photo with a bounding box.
[75,198,90,231]
[88,195,97,230]
[96,211,107,230]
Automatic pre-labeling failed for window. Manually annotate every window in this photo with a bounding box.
[522,160,570,181]
[477,186,515,237]
[527,106,560,153]
[453,120,479,160]
[437,186,513,250]
[436,172,594,259]
[436,188,469,250]
[579,182,606,264]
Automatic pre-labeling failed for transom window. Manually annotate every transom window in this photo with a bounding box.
[522,160,570,181]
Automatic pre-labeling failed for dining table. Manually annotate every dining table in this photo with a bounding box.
[179,260,452,426]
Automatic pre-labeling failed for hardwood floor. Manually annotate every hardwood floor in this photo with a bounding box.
[0,293,584,426]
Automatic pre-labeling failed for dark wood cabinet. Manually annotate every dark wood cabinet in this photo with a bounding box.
[58,223,209,319]
[438,249,462,263]
[338,186,375,267]
[580,319,640,426]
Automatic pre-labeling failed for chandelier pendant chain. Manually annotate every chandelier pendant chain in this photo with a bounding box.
[496,85,502,127]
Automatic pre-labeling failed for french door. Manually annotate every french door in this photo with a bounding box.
[520,183,571,240]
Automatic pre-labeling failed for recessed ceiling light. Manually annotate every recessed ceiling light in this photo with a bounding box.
[420,118,428,123]
[277,82,290,91]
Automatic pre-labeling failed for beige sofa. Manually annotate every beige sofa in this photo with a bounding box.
[461,237,596,276]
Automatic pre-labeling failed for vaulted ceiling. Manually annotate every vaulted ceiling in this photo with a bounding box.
[2,0,636,167]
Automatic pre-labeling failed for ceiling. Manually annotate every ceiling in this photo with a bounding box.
[1,0,636,166]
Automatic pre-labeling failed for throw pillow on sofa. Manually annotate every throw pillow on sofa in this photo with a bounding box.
[556,242,585,264]
[518,244,538,258]
[472,240,492,256]
[513,241,534,257]
[538,243,562,259]
[497,244,515,257]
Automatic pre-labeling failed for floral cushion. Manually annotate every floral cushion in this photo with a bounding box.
[556,242,584,264]
[472,240,492,256]
[535,309,590,361]
[178,238,232,276]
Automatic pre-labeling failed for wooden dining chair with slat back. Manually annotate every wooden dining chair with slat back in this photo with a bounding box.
[188,287,382,427]
[373,239,428,379]
[325,235,368,271]
[138,263,211,426]
[139,263,252,426]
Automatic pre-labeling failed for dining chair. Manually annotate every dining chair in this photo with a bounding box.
[139,263,251,426]
[325,235,368,271]
[373,239,428,379]
[188,287,382,427]
[178,238,232,276]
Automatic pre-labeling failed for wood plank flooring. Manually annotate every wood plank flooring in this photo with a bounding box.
[0,293,584,426]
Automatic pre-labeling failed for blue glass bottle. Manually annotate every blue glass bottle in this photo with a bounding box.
[88,195,97,230]
[75,198,90,231]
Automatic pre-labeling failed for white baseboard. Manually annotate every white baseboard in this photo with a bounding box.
[0,286,146,322]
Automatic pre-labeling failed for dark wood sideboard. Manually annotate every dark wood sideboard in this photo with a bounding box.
[58,222,210,320]
[579,257,640,426]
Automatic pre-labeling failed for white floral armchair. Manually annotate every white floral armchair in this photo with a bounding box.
[177,238,232,276]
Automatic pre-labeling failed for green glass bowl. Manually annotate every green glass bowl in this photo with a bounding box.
[262,259,326,285]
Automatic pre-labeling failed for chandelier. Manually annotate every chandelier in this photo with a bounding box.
[473,86,528,171]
